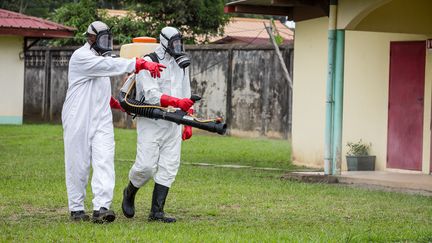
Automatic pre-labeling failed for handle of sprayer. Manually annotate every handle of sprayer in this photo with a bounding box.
[191,95,201,102]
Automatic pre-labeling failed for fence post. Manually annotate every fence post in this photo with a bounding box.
[284,47,294,139]
[260,50,271,136]
[225,48,233,135]
[43,49,51,122]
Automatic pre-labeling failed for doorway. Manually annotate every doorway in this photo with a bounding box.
[387,41,426,171]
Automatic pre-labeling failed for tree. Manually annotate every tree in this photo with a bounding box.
[50,0,228,46]
[1,0,72,18]
[50,0,100,45]
[132,0,228,43]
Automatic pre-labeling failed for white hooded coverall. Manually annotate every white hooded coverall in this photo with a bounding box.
[128,45,191,188]
[62,42,135,211]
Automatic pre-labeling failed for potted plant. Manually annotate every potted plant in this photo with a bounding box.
[346,139,376,171]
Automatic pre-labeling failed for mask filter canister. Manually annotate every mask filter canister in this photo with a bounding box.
[175,54,191,69]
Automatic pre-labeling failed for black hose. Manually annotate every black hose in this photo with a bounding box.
[118,92,227,135]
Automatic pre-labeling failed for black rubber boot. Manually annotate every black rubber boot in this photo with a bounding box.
[70,210,90,222]
[92,207,116,224]
[148,183,176,223]
[122,181,139,218]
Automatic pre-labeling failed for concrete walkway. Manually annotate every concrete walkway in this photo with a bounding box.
[120,159,432,196]
[182,162,432,196]
[285,171,432,196]
[338,171,432,196]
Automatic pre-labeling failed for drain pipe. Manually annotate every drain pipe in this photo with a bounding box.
[332,28,345,176]
[324,0,338,175]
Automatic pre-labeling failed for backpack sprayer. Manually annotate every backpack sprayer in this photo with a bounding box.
[118,74,227,135]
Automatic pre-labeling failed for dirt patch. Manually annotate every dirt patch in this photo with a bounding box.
[280,172,338,183]
[8,204,69,221]
[219,204,241,211]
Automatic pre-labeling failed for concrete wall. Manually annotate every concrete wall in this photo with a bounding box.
[292,17,328,168]
[0,36,24,124]
[24,49,74,123]
[292,16,432,173]
[24,44,293,139]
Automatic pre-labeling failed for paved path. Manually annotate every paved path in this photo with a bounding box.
[120,159,432,196]
[338,171,432,196]
[286,171,432,196]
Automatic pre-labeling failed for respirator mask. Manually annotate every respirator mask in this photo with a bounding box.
[160,31,191,69]
[89,24,113,56]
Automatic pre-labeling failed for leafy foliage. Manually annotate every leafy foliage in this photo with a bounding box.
[271,19,284,45]
[49,0,228,46]
[50,0,100,46]
[131,0,228,43]
[346,139,372,156]
[100,13,149,45]
[1,0,70,18]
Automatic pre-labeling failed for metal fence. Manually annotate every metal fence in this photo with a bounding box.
[24,44,293,139]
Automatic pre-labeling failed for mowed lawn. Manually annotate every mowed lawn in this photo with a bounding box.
[0,124,431,242]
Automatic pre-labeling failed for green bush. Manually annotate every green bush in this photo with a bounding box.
[50,0,229,46]
[346,139,371,156]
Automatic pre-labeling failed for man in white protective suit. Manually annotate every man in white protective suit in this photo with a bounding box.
[62,21,166,223]
[121,26,194,223]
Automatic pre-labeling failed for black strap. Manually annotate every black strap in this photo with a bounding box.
[90,24,98,34]
[144,52,159,63]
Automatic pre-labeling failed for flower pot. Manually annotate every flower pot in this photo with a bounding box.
[346,155,376,171]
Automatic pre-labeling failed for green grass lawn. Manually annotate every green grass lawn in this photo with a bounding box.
[0,124,431,242]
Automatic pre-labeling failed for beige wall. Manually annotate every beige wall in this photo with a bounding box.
[292,17,432,173]
[355,0,432,35]
[423,41,432,173]
[343,31,430,172]
[292,17,328,168]
[0,36,24,124]
[337,0,390,30]
[336,0,432,35]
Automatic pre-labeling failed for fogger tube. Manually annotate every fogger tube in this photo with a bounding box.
[118,91,227,135]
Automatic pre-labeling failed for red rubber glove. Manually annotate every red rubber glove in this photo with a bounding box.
[182,126,192,141]
[110,96,125,112]
[182,109,193,141]
[135,58,166,78]
[160,94,194,112]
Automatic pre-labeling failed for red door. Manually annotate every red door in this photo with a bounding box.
[387,41,426,171]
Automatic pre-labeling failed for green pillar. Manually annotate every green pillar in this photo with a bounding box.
[332,30,345,175]
[324,1,338,175]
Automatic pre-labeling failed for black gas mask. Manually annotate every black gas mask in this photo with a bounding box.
[160,31,191,69]
[89,24,113,56]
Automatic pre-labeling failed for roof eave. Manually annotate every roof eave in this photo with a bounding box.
[0,28,74,38]
[225,0,329,22]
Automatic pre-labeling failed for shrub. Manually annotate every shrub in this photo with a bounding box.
[346,139,371,156]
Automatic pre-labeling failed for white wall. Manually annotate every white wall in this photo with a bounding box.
[0,36,24,124]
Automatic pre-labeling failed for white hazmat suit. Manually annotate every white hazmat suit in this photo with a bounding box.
[121,26,192,223]
[128,44,191,188]
[62,42,136,212]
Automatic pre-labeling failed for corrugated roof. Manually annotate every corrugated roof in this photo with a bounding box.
[211,17,294,45]
[0,8,75,38]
